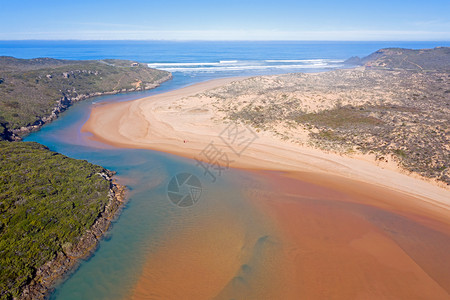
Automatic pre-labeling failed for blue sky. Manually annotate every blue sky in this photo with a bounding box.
[1,0,449,40]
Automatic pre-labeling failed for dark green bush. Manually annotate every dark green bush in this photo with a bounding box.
[0,141,112,299]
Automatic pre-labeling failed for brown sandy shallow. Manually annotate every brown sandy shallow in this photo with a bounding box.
[81,78,450,299]
[129,170,450,300]
[251,171,450,299]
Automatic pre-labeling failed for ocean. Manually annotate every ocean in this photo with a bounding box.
[2,40,450,82]
[3,40,449,299]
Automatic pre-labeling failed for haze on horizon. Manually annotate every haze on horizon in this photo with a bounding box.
[1,0,450,41]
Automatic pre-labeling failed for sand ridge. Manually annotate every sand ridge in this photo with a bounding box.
[82,78,449,208]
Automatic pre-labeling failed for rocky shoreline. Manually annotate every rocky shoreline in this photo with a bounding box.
[18,171,126,300]
[7,73,172,141]
[0,63,171,299]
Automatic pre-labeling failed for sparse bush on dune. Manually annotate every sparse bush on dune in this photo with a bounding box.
[203,52,450,184]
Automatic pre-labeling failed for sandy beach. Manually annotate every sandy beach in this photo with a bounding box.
[82,78,449,205]
[82,78,450,299]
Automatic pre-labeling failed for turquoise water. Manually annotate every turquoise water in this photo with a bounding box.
[24,79,274,299]
[15,41,450,298]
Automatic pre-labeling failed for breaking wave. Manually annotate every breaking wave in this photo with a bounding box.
[147,59,344,73]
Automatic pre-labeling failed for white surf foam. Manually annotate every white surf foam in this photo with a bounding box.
[157,64,341,73]
[219,60,238,64]
[147,62,221,67]
[147,59,344,73]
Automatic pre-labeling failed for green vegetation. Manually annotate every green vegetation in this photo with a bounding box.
[0,142,114,299]
[393,148,407,158]
[293,106,384,128]
[0,57,171,139]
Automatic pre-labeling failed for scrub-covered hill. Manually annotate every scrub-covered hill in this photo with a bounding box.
[0,57,171,140]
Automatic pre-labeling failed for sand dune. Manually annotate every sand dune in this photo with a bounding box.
[82,78,449,206]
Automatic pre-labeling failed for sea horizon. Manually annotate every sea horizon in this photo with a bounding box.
[2,40,450,81]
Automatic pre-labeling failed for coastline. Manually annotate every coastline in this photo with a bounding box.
[9,74,173,141]
[19,173,126,300]
[2,43,447,299]
[82,77,449,206]
[0,63,171,299]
